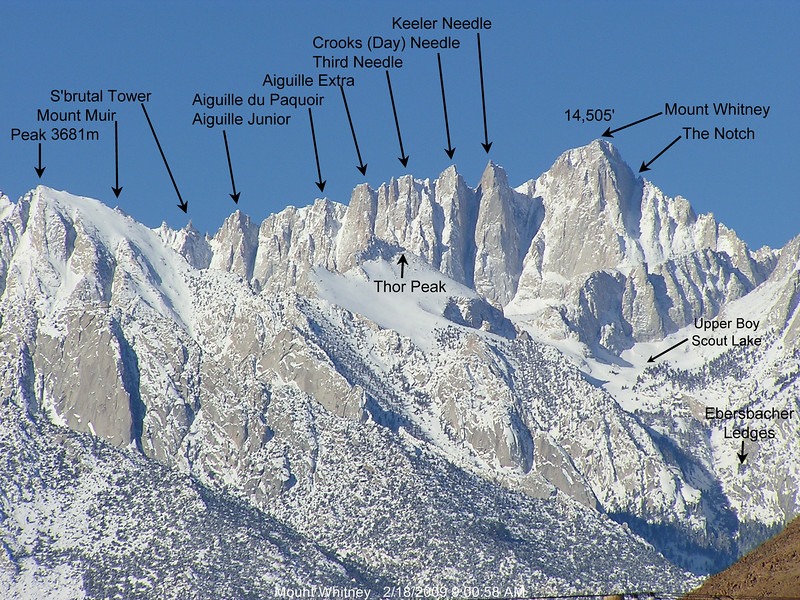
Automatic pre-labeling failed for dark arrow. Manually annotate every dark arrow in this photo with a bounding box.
[308,108,326,193]
[111,121,122,197]
[386,70,409,167]
[35,143,45,178]
[602,111,663,138]
[398,254,408,279]
[222,130,240,203]
[141,103,187,213]
[647,337,689,363]
[339,86,367,176]
[737,440,748,464]
[640,135,682,173]
[437,53,456,159]
[477,33,492,153]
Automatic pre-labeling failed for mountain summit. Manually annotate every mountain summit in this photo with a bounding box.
[156,139,778,353]
[0,141,798,597]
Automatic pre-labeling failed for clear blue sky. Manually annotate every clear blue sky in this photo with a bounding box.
[1,0,798,250]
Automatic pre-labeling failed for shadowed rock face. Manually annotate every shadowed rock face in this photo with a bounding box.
[688,516,800,597]
[473,161,543,306]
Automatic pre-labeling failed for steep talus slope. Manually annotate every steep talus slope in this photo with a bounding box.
[0,140,797,595]
[687,516,800,597]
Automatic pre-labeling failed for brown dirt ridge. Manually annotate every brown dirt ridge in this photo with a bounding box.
[686,516,800,598]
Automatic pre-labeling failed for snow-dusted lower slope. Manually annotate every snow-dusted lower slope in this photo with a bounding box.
[0,401,368,599]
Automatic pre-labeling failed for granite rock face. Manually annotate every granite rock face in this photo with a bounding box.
[181,140,774,354]
[508,141,773,351]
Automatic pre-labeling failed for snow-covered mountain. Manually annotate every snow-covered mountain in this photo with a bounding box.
[1,140,797,597]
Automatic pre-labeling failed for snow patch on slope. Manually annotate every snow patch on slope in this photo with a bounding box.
[312,255,487,352]
[23,187,195,335]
